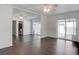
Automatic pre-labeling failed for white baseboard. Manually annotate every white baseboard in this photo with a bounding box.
[0,43,12,49]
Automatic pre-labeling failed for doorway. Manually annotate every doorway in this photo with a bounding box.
[18,21,23,36]
[58,18,76,41]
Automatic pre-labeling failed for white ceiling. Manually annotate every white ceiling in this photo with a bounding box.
[13,8,41,22]
[13,4,79,15]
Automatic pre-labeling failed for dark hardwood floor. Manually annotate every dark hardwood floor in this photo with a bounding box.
[0,35,79,55]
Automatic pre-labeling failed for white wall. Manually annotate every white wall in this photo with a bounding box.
[46,10,79,42]
[40,15,47,38]
[13,8,41,36]
[23,20,31,35]
[0,5,12,49]
[46,16,57,38]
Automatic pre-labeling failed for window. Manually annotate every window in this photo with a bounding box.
[58,18,76,40]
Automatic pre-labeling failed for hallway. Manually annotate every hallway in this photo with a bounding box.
[0,35,79,55]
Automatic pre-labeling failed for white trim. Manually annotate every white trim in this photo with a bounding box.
[12,5,41,16]
[0,43,12,49]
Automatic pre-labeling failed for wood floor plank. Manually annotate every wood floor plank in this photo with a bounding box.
[0,35,78,55]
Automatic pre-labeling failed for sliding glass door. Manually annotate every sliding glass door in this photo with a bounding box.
[65,19,76,40]
[58,20,65,39]
[58,18,76,41]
